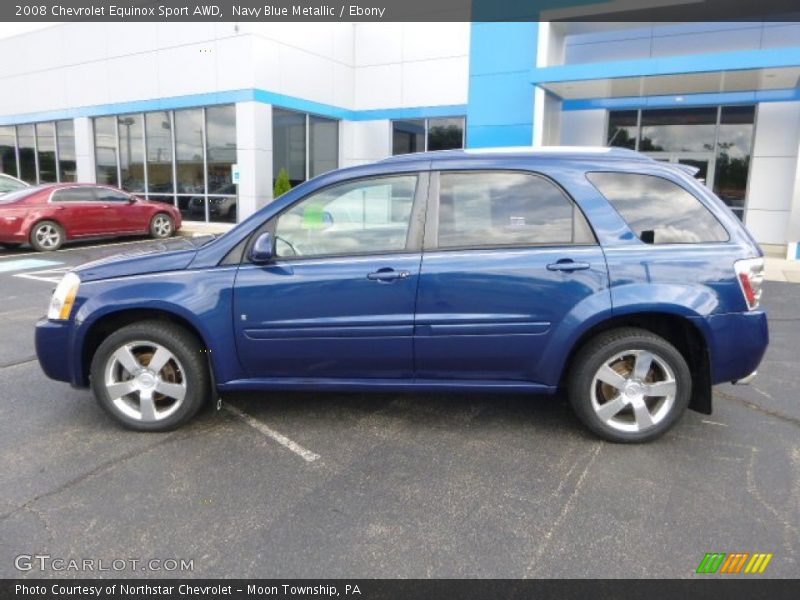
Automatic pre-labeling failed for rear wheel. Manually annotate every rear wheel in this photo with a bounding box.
[30,220,64,252]
[149,213,174,239]
[568,328,691,443]
[90,321,210,431]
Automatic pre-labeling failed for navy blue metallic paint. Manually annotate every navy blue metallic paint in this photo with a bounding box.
[34,149,768,410]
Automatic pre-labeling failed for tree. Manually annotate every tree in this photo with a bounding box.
[273,168,292,198]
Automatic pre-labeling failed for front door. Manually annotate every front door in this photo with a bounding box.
[233,173,427,380]
[414,170,610,385]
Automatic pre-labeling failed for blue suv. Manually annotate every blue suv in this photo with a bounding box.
[35,148,768,442]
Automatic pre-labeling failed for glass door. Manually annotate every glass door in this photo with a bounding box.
[645,152,715,188]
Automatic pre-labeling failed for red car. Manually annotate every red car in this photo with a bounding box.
[0,184,182,251]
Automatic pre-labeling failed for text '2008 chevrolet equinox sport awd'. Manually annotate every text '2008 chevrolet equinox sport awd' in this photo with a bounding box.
[35,147,768,443]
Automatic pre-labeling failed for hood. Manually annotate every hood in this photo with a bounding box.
[75,238,201,282]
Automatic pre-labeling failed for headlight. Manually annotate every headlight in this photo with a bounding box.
[47,272,81,320]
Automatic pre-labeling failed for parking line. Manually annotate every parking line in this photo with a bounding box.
[14,267,71,283]
[0,258,63,273]
[223,403,320,463]
[0,237,157,260]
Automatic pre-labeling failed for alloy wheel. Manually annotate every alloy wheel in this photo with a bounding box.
[103,340,187,422]
[590,349,677,433]
[35,224,61,250]
[153,215,172,237]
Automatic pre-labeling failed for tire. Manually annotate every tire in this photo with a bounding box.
[567,328,691,443]
[29,220,64,252]
[90,321,211,431]
[149,213,174,239]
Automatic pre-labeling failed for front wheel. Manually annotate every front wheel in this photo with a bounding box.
[568,328,691,443]
[149,213,174,239]
[90,321,210,431]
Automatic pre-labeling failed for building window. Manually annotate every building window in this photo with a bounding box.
[392,117,466,155]
[0,126,18,178]
[35,122,57,183]
[714,106,755,219]
[272,108,338,189]
[16,124,36,183]
[607,105,755,220]
[94,116,119,186]
[118,114,145,193]
[0,121,76,184]
[309,115,338,178]
[56,120,76,182]
[92,105,237,223]
[145,111,174,202]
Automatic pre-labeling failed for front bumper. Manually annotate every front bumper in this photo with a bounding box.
[35,318,84,387]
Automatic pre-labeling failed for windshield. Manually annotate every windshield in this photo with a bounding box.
[0,175,29,195]
[0,185,41,204]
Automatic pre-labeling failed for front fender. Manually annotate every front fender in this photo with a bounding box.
[72,267,243,385]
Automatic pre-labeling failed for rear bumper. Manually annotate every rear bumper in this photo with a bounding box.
[35,318,84,387]
[694,310,768,385]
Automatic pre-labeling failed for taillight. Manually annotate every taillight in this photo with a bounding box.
[734,258,764,310]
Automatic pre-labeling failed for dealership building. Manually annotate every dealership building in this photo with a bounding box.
[1,19,800,258]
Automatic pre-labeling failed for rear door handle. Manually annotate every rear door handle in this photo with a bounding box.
[546,259,591,272]
[367,268,411,282]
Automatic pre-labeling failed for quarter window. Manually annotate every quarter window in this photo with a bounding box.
[274,175,418,258]
[436,172,589,249]
[587,172,729,244]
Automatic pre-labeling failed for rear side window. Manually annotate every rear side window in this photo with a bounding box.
[436,171,594,249]
[52,187,96,202]
[587,172,728,244]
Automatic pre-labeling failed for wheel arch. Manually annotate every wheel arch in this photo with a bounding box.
[559,310,712,414]
[28,216,68,241]
[80,308,210,388]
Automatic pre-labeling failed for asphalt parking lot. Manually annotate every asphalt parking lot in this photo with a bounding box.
[0,238,798,579]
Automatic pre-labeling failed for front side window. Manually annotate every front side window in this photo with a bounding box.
[274,175,418,259]
[587,172,728,244]
[436,172,585,249]
[95,188,131,202]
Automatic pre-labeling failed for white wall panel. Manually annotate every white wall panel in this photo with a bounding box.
[746,157,798,212]
[752,103,800,158]
[354,23,403,66]
[401,23,470,62]
[744,210,790,245]
[401,57,468,107]
[354,65,403,110]
[560,110,606,146]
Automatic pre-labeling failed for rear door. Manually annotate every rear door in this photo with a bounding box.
[414,169,610,385]
[233,173,427,380]
[50,186,107,237]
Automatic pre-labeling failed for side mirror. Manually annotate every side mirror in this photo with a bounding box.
[249,232,274,264]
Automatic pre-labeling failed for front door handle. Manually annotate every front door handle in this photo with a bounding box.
[367,268,411,282]
[546,259,591,272]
